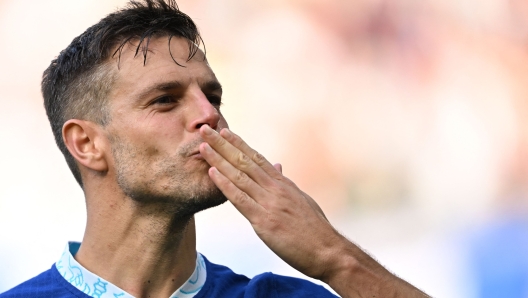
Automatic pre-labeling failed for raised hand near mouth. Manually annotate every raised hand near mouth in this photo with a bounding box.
[199,125,430,298]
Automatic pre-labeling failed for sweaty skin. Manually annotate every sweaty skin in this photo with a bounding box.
[64,37,226,298]
[198,125,430,298]
[61,33,428,297]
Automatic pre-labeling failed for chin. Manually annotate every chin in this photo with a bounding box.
[122,177,227,217]
[169,185,227,218]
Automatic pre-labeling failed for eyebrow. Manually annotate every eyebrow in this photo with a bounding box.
[135,81,183,102]
[134,80,222,102]
[200,80,223,93]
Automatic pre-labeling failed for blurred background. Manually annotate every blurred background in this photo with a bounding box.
[2,0,528,297]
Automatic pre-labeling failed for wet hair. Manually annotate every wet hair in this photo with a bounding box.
[42,0,204,187]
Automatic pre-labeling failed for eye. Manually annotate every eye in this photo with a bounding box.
[151,95,177,105]
[207,95,222,108]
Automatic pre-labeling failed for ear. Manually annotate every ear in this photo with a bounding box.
[62,119,108,173]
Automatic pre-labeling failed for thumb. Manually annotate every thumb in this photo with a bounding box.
[273,163,283,174]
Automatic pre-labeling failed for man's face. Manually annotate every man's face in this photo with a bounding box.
[103,36,228,215]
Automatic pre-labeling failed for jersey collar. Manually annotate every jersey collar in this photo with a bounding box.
[55,242,207,298]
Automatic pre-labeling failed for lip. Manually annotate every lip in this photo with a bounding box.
[189,151,204,159]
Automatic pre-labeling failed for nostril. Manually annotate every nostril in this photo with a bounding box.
[196,120,218,130]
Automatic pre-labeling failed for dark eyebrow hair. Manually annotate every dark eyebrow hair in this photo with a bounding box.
[151,81,183,92]
[200,80,223,93]
[134,79,222,103]
[135,81,183,101]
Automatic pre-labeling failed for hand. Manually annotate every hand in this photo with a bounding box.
[199,125,430,298]
[198,125,344,280]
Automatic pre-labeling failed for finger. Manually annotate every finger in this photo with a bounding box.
[200,142,269,200]
[273,163,282,173]
[200,125,274,187]
[209,167,266,223]
[219,128,282,179]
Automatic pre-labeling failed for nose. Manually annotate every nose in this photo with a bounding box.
[185,88,221,132]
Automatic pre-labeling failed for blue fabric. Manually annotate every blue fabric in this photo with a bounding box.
[0,264,91,298]
[0,256,338,298]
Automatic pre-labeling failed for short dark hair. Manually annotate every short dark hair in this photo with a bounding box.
[42,0,204,187]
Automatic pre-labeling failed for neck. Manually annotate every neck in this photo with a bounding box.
[76,186,197,298]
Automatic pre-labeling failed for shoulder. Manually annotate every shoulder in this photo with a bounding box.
[247,272,339,298]
[0,265,90,298]
[195,256,250,298]
[196,256,338,298]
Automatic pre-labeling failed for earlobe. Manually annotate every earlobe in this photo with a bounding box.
[63,119,108,173]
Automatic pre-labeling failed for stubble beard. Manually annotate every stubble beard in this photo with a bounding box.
[111,136,227,219]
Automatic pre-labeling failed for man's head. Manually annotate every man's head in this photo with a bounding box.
[43,0,228,215]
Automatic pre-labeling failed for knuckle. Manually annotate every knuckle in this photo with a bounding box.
[235,190,249,202]
[236,152,252,167]
[265,216,281,232]
[276,186,290,199]
[235,170,249,184]
[252,151,266,165]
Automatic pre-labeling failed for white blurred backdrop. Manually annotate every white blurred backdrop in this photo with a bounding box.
[2,0,528,297]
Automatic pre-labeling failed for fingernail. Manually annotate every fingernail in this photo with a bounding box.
[209,167,219,175]
[203,143,212,152]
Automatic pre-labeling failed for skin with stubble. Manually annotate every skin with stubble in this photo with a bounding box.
[63,36,227,298]
[110,126,227,217]
[63,34,430,298]
[106,37,227,217]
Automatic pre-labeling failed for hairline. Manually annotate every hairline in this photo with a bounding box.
[65,34,201,187]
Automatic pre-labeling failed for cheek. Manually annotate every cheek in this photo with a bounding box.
[143,114,184,140]
[110,112,188,158]
[144,144,161,157]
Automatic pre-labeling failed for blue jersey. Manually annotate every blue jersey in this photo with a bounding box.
[0,256,338,298]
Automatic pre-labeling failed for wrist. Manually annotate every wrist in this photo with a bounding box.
[320,237,397,298]
[318,235,364,286]
[321,238,430,298]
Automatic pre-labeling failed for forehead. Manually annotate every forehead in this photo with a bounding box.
[108,36,216,101]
